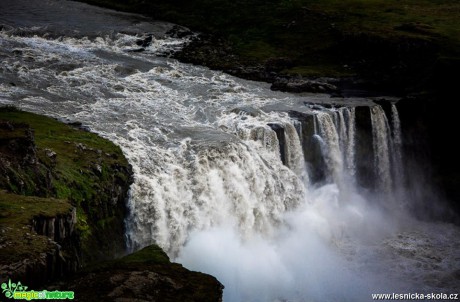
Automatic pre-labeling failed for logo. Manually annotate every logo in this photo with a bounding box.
[1,279,74,300]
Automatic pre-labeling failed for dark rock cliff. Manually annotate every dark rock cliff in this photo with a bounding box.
[397,94,460,221]
[0,120,53,196]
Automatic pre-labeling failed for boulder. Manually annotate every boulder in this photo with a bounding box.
[61,245,223,302]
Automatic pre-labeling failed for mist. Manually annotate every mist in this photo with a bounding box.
[177,181,417,302]
[170,105,459,302]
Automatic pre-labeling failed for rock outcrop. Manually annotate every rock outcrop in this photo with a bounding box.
[271,77,339,93]
[0,108,132,284]
[61,245,224,302]
[0,191,79,287]
[0,120,53,196]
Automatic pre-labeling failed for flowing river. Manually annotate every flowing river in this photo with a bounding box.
[0,1,459,301]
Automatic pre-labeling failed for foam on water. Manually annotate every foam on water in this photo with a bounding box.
[0,3,458,301]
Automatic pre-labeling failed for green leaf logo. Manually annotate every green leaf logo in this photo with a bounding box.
[1,279,27,299]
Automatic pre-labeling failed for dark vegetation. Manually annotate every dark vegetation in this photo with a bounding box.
[77,0,459,95]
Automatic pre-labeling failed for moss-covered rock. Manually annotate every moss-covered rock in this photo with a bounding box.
[0,107,133,269]
[61,245,223,302]
[0,190,77,286]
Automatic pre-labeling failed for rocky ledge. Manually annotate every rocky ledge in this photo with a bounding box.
[58,245,223,302]
[0,107,133,285]
[0,191,78,287]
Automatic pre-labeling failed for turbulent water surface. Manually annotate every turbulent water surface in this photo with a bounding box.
[1,1,459,301]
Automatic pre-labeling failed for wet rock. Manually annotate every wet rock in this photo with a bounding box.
[32,208,76,242]
[135,34,153,48]
[354,106,376,189]
[288,111,327,183]
[67,121,84,129]
[166,25,194,39]
[271,78,338,93]
[127,47,145,53]
[268,123,286,166]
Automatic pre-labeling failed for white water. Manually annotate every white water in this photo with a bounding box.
[343,108,356,177]
[0,1,459,301]
[370,106,392,194]
[390,104,404,192]
[315,112,345,188]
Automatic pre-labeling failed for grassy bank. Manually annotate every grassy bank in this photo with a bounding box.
[0,191,73,264]
[0,107,132,264]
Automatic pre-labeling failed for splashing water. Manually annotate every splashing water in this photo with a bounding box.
[0,1,459,301]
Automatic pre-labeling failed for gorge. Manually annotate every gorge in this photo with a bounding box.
[0,0,459,301]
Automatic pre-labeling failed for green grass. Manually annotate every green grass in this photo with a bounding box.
[116,245,170,265]
[0,190,72,263]
[81,244,171,274]
[0,108,127,197]
[0,107,131,262]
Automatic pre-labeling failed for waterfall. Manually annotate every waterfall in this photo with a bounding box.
[344,107,356,177]
[284,121,308,181]
[2,7,454,299]
[391,104,404,190]
[335,108,348,154]
[370,105,392,193]
[126,113,306,255]
[315,112,344,186]
[307,107,356,190]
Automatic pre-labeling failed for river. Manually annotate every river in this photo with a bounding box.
[0,0,458,301]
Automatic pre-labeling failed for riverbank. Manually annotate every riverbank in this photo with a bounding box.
[0,106,132,283]
[76,0,459,96]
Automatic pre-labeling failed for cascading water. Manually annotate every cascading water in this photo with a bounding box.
[315,111,345,187]
[126,133,305,256]
[390,104,404,192]
[1,1,459,301]
[370,105,392,194]
[344,107,356,176]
